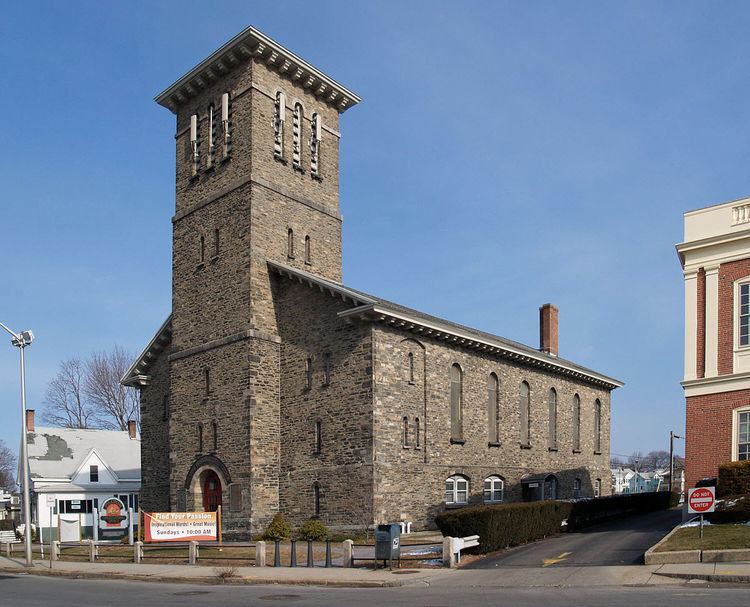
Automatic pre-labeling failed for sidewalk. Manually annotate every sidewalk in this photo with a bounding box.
[1,555,748,587]
[0,556,451,588]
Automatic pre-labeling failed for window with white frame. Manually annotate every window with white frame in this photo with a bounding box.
[444,475,469,505]
[737,409,750,461]
[740,283,750,347]
[483,476,504,503]
[594,478,601,498]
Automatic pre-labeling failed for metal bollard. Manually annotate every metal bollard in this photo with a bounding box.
[274,539,281,567]
[134,541,143,564]
[306,540,314,567]
[256,540,266,567]
[290,539,297,567]
[342,539,353,568]
[325,539,332,568]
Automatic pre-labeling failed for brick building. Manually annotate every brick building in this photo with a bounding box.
[123,26,622,537]
[678,198,750,488]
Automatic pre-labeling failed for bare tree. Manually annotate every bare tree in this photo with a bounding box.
[85,346,139,430]
[0,441,16,491]
[642,450,671,471]
[42,357,96,429]
[42,347,139,431]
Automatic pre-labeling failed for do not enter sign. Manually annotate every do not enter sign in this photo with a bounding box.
[688,486,716,514]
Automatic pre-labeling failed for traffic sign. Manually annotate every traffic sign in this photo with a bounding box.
[688,486,716,514]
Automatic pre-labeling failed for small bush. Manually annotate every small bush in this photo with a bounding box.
[297,518,329,541]
[261,513,292,540]
[718,461,750,498]
[0,520,15,532]
[215,566,237,580]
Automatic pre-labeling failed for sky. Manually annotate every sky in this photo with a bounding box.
[6,1,750,462]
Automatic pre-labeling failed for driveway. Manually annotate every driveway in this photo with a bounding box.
[465,508,682,568]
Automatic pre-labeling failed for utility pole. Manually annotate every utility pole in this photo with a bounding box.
[669,430,683,495]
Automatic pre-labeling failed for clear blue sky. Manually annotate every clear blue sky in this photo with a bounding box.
[6,1,750,461]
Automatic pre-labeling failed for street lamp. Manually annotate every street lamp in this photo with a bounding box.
[669,430,683,495]
[0,321,34,567]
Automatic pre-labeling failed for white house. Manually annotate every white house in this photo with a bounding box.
[21,410,141,541]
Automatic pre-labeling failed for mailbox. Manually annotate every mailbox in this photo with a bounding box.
[375,523,401,566]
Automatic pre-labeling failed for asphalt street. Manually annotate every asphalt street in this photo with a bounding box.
[1,572,746,607]
[465,507,683,568]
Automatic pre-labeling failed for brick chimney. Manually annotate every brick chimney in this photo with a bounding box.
[26,409,35,432]
[127,420,137,439]
[539,303,559,357]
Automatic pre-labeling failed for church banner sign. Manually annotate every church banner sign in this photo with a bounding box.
[144,512,217,542]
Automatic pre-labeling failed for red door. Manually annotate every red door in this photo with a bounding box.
[202,471,222,512]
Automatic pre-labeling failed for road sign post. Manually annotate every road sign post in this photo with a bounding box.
[687,486,716,540]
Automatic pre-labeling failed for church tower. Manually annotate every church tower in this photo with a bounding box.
[154,27,360,536]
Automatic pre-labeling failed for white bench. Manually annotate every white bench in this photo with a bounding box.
[442,534,479,567]
[0,530,19,543]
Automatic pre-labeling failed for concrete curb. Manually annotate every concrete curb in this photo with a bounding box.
[0,565,420,588]
[644,522,750,565]
[653,571,750,585]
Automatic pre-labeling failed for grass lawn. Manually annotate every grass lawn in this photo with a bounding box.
[655,524,750,552]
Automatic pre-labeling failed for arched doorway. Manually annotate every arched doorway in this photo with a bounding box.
[202,470,222,512]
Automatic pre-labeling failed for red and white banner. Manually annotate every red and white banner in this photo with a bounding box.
[143,512,217,542]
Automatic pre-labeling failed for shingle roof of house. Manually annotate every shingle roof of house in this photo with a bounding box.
[26,427,140,482]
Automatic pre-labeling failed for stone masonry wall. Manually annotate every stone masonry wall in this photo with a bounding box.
[139,345,171,513]
[372,325,612,528]
[273,275,374,529]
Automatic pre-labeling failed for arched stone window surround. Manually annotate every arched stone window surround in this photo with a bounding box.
[519,381,531,447]
[444,474,469,505]
[487,373,499,444]
[450,364,464,442]
[184,454,232,513]
[548,388,558,450]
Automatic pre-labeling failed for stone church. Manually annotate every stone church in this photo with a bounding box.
[123,26,622,537]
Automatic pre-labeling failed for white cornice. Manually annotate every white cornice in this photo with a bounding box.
[675,228,750,267]
[682,371,750,397]
[155,26,361,114]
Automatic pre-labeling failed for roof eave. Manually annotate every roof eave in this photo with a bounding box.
[155,25,361,114]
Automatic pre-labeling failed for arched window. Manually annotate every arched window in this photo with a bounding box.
[305,357,313,389]
[196,423,203,453]
[314,420,322,454]
[293,103,303,169]
[273,90,286,159]
[444,475,469,505]
[189,113,199,176]
[211,420,218,451]
[407,352,415,383]
[207,103,215,167]
[199,234,205,263]
[402,416,410,447]
[594,478,602,498]
[548,388,557,450]
[487,373,499,444]
[519,381,531,446]
[415,417,421,448]
[450,364,463,441]
[309,112,321,177]
[483,476,504,503]
[313,482,321,517]
[221,92,231,158]
[594,399,602,453]
[572,394,581,451]
[545,475,558,500]
[573,477,582,499]
[287,228,294,259]
[214,228,220,257]
[304,235,311,264]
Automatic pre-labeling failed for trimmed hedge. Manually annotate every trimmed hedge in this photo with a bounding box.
[707,494,750,524]
[297,518,329,541]
[435,492,675,554]
[718,461,750,498]
[261,513,292,540]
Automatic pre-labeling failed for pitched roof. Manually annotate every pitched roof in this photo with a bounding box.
[122,261,623,391]
[26,427,140,482]
[269,261,623,390]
